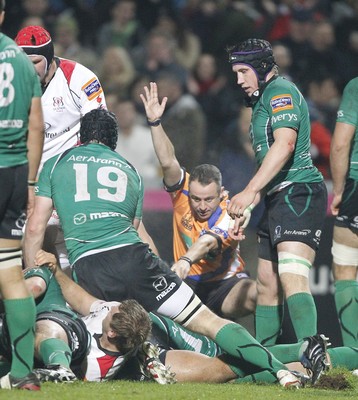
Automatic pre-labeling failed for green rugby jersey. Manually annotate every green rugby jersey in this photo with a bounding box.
[37,143,144,264]
[336,77,358,181]
[0,33,42,167]
[251,76,323,192]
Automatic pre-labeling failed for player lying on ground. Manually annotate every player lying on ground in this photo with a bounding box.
[8,251,347,386]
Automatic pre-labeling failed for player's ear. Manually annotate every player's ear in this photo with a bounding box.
[107,329,117,339]
[220,186,225,200]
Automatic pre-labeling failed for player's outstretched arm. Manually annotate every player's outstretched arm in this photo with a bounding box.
[140,82,182,187]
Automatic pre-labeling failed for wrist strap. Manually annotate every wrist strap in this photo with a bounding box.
[179,256,193,266]
[147,118,161,127]
[28,180,36,187]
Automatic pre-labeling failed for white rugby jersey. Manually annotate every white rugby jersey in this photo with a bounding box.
[81,300,134,382]
[40,58,106,169]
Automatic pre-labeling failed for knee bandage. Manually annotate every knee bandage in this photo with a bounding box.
[0,248,22,270]
[278,251,311,278]
[332,240,358,267]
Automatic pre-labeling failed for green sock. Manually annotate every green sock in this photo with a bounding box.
[255,304,283,345]
[39,338,72,368]
[215,323,286,376]
[266,341,303,363]
[328,346,358,370]
[334,280,358,346]
[234,370,277,383]
[286,292,317,341]
[223,340,306,379]
[4,297,36,378]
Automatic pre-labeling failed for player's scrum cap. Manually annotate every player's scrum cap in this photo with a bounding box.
[15,26,54,71]
[228,38,276,82]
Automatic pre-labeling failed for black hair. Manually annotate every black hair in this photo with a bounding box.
[80,109,118,150]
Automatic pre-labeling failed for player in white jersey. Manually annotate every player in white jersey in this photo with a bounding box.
[0,250,156,383]
[81,300,145,381]
[15,25,106,169]
[14,25,106,270]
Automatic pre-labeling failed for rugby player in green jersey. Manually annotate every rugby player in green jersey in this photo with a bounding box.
[330,77,358,347]
[227,39,328,348]
[0,0,44,390]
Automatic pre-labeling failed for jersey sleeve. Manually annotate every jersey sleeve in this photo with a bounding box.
[36,157,57,198]
[71,63,106,115]
[337,78,358,127]
[264,81,302,132]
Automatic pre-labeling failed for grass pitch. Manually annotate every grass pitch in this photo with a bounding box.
[2,370,357,400]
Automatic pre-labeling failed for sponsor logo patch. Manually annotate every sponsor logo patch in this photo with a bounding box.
[270,94,293,113]
[73,213,87,225]
[153,276,168,292]
[82,78,103,100]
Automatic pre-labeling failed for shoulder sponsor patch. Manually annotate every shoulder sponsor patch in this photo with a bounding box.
[82,78,103,100]
[270,94,293,113]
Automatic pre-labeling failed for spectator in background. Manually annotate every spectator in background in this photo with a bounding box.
[98,45,136,97]
[304,73,341,133]
[188,53,240,160]
[157,72,207,172]
[272,42,293,82]
[184,0,223,55]
[330,76,358,348]
[2,0,60,38]
[128,75,151,123]
[19,15,45,30]
[134,30,188,91]
[340,29,358,84]
[113,98,162,189]
[305,19,349,90]
[152,9,201,71]
[53,12,98,74]
[96,0,146,56]
[279,7,314,85]
[20,0,59,34]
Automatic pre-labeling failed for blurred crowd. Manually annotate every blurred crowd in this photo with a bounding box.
[3,0,358,191]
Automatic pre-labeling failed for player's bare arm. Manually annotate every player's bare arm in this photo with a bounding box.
[35,249,98,316]
[330,122,355,215]
[140,82,182,187]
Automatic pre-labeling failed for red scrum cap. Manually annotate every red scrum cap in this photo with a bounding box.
[15,26,54,71]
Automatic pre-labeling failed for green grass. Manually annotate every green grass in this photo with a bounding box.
[2,373,358,400]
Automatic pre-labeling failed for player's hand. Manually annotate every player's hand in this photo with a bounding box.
[330,193,342,216]
[171,260,190,279]
[34,249,58,273]
[140,82,167,122]
[227,190,256,221]
[228,217,246,240]
[228,203,255,240]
